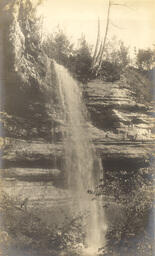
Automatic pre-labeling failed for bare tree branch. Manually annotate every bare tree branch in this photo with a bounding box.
[110,20,125,29]
[92,17,101,66]
[112,3,127,6]
[95,41,103,67]
[92,0,132,73]
[97,0,111,73]
[112,2,135,10]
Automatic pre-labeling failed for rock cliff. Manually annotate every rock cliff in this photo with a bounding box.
[0,0,154,210]
[0,1,154,255]
[85,79,153,170]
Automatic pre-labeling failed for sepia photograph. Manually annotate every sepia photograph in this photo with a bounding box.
[0,0,155,255]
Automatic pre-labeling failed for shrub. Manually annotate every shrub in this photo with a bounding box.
[98,61,121,82]
[0,192,85,256]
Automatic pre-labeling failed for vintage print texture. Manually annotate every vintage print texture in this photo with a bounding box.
[0,0,154,256]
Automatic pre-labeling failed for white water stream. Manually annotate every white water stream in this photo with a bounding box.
[54,62,106,254]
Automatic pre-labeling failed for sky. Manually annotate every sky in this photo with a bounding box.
[37,0,155,51]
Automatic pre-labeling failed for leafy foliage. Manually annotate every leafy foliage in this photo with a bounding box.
[95,39,130,82]
[136,48,155,71]
[44,28,155,86]
[94,167,154,256]
[44,32,93,83]
[0,192,85,256]
[123,67,153,103]
[104,38,130,69]
[97,61,121,82]
[44,28,74,67]
[68,36,93,83]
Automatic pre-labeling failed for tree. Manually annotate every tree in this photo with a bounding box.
[92,0,112,72]
[44,30,93,83]
[92,17,101,67]
[136,48,155,71]
[98,60,121,82]
[117,41,130,68]
[92,0,132,74]
[68,35,93,83]
[44,28,74,67]
[104,38,130,68]
[97,0,111,71]
[96,38,130,81]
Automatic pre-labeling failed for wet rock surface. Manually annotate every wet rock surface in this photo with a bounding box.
[84,79,155,255]
[85,80,154,172]
[1,77,155,256]
[0,1,154,255]
[1,77,154,256]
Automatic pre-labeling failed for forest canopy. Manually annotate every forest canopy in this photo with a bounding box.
[43,28,155,84]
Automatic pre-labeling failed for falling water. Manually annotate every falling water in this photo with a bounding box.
[54,62,106,254]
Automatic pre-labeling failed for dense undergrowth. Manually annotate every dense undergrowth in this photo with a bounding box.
[95,167,155,256]
[0,165,154,256]
[0,191,86,256]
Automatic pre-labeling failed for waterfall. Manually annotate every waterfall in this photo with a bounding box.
[0,29,4,112]
[0,28,5,153]
[54,62,106,254]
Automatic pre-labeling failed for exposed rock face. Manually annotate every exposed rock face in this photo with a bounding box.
[1,0,153,182]
[85,79,152,129]
[2,97,152,184]
[0,0,66,215]
[85,79,154,251]
[0,2,154,254]
[0,0,62,142]
[85,78,153,154]
[85,79,153,171]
